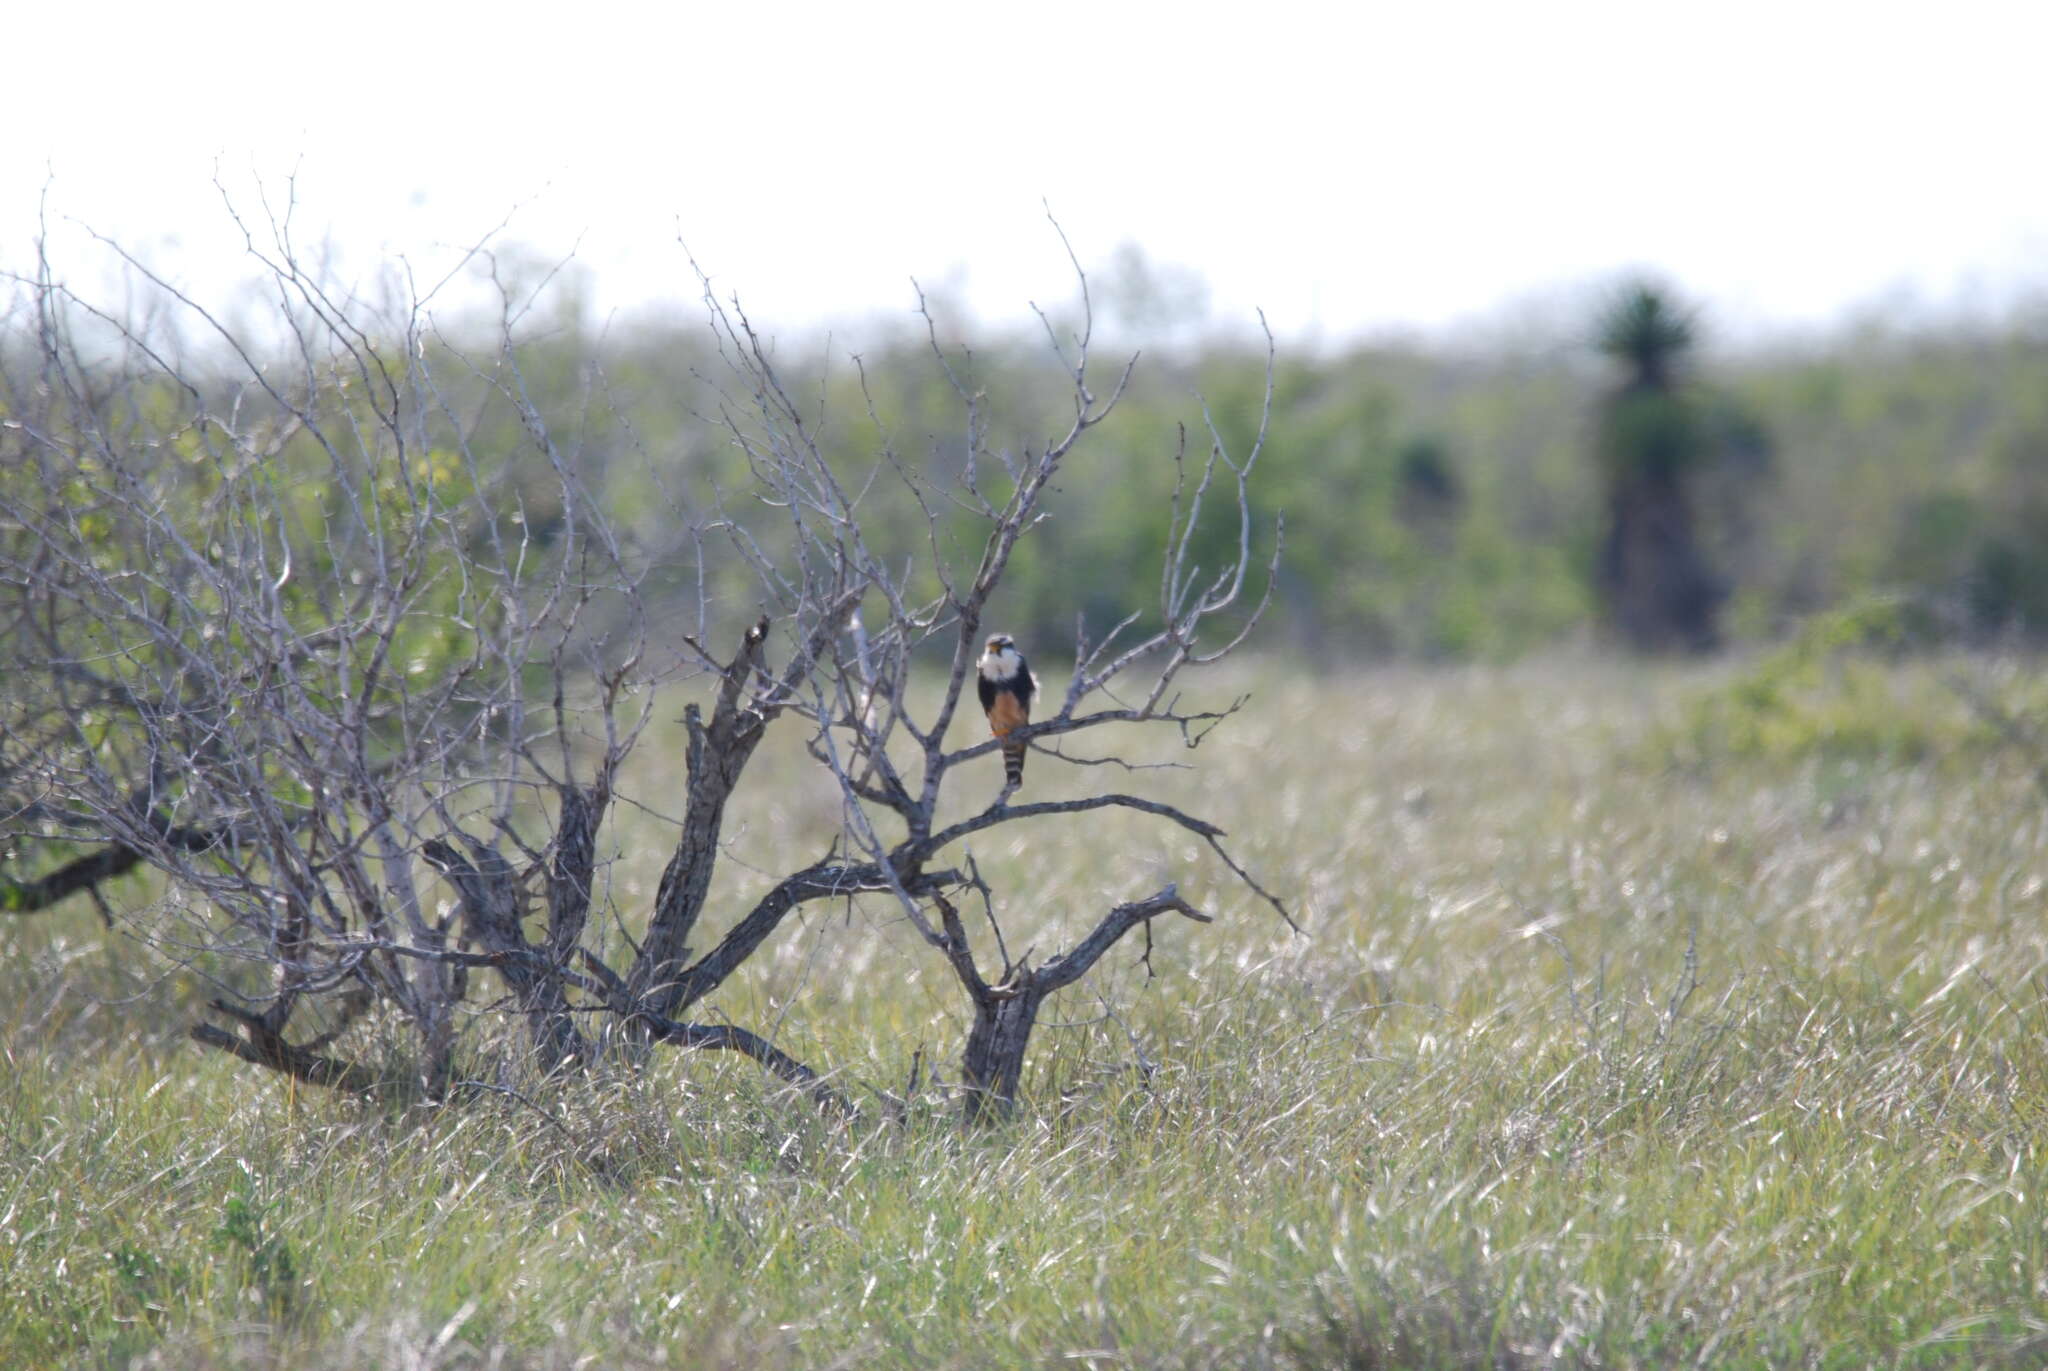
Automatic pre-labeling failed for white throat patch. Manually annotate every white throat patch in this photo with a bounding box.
[981,647,1023,681]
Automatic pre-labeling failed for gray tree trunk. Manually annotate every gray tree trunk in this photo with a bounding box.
[959,981,1046,1124]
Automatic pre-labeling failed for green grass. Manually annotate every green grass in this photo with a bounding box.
[5,655,2048,1368]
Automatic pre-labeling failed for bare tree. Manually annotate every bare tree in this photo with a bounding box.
[1,196,1285,1122]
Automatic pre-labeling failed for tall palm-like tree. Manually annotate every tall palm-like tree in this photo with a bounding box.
[1594,281,1724,652]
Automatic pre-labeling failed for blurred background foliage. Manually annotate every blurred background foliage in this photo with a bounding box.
[418,275,2048,666]
[40,264,2042,671]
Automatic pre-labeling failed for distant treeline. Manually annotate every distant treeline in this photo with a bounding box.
[458,298,2037,662]
[91,294,2037,665]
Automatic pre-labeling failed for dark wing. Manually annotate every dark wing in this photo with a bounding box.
[1014,656,1037,713]
[977,672,997,714]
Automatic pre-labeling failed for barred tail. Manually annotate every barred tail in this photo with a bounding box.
[1002,737,1026,787]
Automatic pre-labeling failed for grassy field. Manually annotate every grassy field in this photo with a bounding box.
[4,654,2047,1368]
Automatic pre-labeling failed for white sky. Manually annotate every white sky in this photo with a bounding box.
[8,0,2046,347]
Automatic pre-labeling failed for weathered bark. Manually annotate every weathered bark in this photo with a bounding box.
[190,1004,380,1093]
[625,617,774,1018]
[960,983,1047,1125]
[372,819,461,1098]
[947,885,1210,1124]
[2,819,233,915]
[416,993,458,1101]
[651,860,908,1018]
[642,1017,858,1121]
[422,837,587,1074]
[2,843,144,915]
[544,783,606,961]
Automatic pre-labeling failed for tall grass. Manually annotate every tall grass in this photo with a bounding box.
[4,656,2045,1368]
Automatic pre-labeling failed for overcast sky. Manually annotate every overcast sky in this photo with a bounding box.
[8,0,2045,347]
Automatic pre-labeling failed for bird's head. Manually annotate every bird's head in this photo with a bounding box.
[982,633,1020,673]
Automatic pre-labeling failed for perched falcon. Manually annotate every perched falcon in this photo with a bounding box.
[977,633,1037,788]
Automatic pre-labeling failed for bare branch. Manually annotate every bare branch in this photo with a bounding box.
[1034,884,1212,995]
[189,1020,381,1093]
[641,1017,857,1121]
